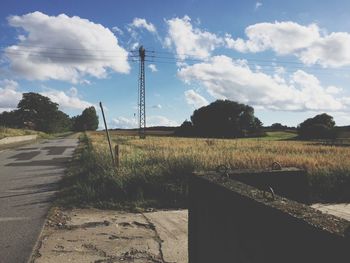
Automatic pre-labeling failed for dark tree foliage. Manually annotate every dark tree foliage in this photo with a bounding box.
[0,110,21,128]
[298,113,336,139]
[271,123,288,130]
[0,92,72,133]
[72,106,99,131]
[177,100,264,138]
[176,120,194,137]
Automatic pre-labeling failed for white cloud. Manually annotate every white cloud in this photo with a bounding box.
[298,32,350,67]
[226,21,350,68]
[4,11,130,83]
[151,104,162,109]
[225,21,320,54]
[326,86,343,94]
[0,79,22,111]
[178,55,346,111]
[148,115,179,126]
[148,64,158,72]
[111,115,178,128]
[131,18,157,33]
[111,116,137,129]
[184,89,208,108]
[111,26,123,35]
[255,2,263,10]
[40,87,95,110]
[130,42,139,51]
[165,16,223,59]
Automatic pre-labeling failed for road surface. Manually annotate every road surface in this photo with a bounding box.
[0,138,77,263]
[34,208,188,263]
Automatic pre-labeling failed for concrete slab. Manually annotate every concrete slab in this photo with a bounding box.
[33,208,189,263]
[312,203,350,221]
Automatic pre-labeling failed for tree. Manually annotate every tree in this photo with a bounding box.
[185,100,263,138]
[176,120,193,137]
[0,110,21,128]
[298,113,335,139]
[0,92,71,133]
[73,106,99,131]
[271,123,287,130]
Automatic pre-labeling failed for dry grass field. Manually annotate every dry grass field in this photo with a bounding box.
[60,130,350,209]
[0,127,46,139]
[89,130,350,174]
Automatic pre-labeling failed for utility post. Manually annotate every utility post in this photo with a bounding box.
[138,46,146,139]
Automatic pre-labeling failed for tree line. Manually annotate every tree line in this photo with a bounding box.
[0,92,98,133]
[176,99,340,140]
[176,100,265,138]
[0,93,341,140]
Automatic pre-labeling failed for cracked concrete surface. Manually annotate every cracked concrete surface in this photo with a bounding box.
[32,208,188,263]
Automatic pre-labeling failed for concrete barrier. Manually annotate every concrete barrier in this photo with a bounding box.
[189,171,350,263]
[223,168,309,203]
[0,135,38,145]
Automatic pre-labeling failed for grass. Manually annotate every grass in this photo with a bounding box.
[60,130,350,209]
[0,127,49,139]
[263,131,297,141]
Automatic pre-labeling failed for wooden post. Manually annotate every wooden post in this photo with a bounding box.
[114,145,119,168]
[99,102,115,167]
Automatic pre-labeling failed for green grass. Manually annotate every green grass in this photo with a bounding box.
[263,131,297,141]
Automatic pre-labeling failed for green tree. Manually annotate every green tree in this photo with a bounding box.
[0,110,21,128]
[298,113,335,139]
[4,92,71,133]
[176,120,193,136]
[73,106,99,131]
[189,100,263,138]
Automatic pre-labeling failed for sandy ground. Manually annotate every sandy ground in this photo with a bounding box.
[31,208,188,263]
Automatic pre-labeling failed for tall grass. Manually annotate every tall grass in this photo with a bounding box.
[0,126,47,139]
[62,132,350,209]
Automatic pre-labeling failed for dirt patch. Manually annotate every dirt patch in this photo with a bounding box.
[31,208,188,263]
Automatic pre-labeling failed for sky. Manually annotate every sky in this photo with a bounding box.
[1,0,350,128]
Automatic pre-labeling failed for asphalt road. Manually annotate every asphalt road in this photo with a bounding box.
[0,138,78,263]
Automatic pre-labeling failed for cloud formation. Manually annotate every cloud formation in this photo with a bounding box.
[111,115,178,128]
[178,55,346,111]
[0,79,22,111]
[131,18,157,33]
[225,21,350,68]
[41,87,95,111]
[165,16,223,59]
[4,11,130,83]
[255,2,263,10]
[225,21,320,54]
[184,89,208,108]
[148,64,158,72]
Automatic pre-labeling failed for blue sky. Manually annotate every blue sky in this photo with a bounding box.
[1,0,350,128]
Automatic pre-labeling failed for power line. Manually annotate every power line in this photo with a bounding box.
[1,42,350,73]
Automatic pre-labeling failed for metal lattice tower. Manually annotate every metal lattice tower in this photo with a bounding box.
[138,46,146,139]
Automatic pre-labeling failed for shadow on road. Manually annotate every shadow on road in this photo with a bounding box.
[6,157,70,167]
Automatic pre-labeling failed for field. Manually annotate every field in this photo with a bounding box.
[61,131,350,209]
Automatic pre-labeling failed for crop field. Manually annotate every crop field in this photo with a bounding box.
[62,131,350,209]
